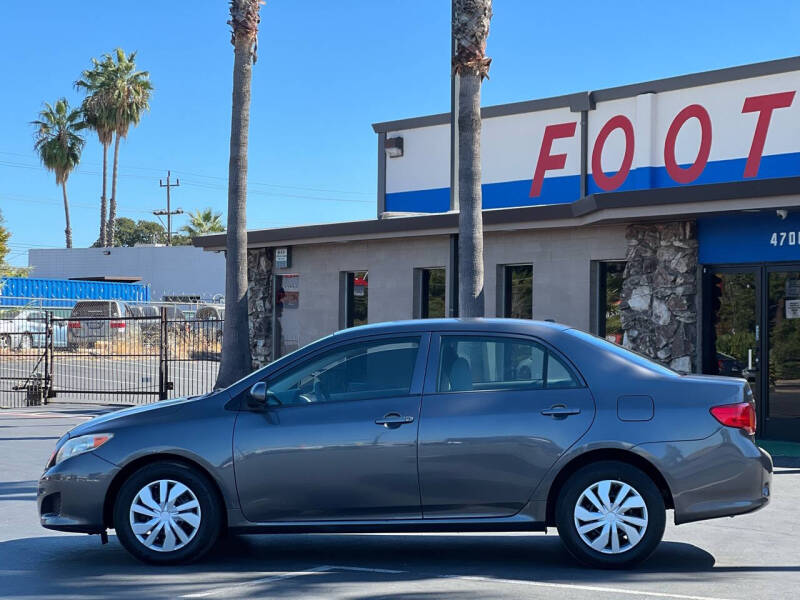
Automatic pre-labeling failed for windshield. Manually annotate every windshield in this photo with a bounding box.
[565,328,679,377]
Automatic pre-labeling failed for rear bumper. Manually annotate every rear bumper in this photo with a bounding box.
[636,429,772,525]
[38,452,119,534]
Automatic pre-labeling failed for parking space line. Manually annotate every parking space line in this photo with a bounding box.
[436,573,735,600]
[181,565,332,598]
[325,565,405,574]
[181,564,735,600]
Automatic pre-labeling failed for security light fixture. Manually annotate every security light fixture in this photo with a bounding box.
[385,136,404,158]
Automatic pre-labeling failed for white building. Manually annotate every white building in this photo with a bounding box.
[28,245,226,303]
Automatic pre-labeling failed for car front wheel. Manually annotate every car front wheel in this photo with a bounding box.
[555,461,666,569]
[113,461,222,564]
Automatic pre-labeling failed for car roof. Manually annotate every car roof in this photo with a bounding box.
[330,318,570,342]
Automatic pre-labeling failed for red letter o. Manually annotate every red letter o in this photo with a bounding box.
[664,104,712,184]
[591,115,635,191]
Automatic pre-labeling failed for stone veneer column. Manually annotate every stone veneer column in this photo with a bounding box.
[246,248,275,369]
[620,221,698,373]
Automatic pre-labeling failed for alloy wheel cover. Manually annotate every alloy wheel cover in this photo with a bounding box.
[573,479,648,555]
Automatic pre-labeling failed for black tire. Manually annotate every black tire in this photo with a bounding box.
[113,461,222,565]
[555,461,666,569]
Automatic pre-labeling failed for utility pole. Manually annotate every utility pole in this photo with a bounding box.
[154,171,183,246]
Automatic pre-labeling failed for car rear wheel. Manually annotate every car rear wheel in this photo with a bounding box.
[555,461,665,569]
[113,462,222,564]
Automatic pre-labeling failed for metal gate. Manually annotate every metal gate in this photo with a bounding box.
[0,308,223,408]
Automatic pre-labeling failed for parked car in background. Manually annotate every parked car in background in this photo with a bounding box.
[67,300,134,349]
[716,351,746,378]
[0,309,45,350]
[39,319,771,568]
[0,308,67,350]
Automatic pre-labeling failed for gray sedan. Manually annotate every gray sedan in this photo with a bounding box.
[38,319,772,568]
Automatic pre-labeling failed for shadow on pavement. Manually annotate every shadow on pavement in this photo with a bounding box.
[0,531,772,599]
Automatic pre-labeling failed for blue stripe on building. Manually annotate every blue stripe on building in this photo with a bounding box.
[386,152,800,213]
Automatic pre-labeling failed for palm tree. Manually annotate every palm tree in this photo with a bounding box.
[103,49,153,247]
[453,0,492,317]
[76,59,115,246]
[77,50,152,247]
[31,99,85,248]
[180,208,226,238]
[215,0,262,388]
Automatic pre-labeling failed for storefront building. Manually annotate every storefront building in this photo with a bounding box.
[195,57,800,441]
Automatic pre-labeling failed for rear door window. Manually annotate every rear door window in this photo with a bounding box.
[437,335,580,392]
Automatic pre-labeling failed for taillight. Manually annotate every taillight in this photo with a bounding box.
[710,402,756,435]
[68,321,81,329]
[109,321,126,329]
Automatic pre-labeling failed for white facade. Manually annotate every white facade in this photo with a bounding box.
[28,245,226,302]
[380,65,800,213]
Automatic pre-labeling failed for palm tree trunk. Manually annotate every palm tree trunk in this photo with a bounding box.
[453,0,492,317]
[457,70,485,317]
[215,31,255,388]
[61,181,73,249]
[108,133,121,246]
[100,141,108,246]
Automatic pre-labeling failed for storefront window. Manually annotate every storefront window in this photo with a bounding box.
[345,271,368,328]
[767,270,800,419]
[420,268,446,318]
[503,265,533,319]
[598,262,625,344]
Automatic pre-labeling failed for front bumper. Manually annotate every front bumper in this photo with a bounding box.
[637,429,772,525]
[38,452,119,534]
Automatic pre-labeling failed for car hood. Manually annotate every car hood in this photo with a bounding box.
[67,394,209,438]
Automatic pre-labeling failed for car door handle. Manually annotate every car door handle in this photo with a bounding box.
[375,413,415,427]
[541,405,581,418]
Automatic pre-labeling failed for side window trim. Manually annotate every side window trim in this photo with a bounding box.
[256,332,431,405]
[423,331,584,395]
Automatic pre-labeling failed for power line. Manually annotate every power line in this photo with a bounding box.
[0,151,372,197]
[180,180,372,204]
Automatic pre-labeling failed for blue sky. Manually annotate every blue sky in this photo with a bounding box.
[2,0,800,266]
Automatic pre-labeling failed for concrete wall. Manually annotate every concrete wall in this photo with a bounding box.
[264,223,628,348]
[272,236,452,349]
[483,224,628,329]
[28,246,226,302]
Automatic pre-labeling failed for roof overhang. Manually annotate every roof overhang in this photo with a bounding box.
[193,176,800,251]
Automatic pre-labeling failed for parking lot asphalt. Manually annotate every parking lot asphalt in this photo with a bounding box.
[1,405,799,600]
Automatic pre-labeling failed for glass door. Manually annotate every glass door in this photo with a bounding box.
[765,266,800,439]
[704,267,762,412]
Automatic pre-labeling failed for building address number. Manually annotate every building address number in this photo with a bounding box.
[769,231,800,247]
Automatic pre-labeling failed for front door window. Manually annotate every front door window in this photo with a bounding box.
[267,337,420,405]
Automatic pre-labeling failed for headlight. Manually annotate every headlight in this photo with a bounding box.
[54,433,113,466]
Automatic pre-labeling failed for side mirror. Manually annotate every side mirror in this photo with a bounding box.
[248,382,281,408]
[248,382,267,407]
